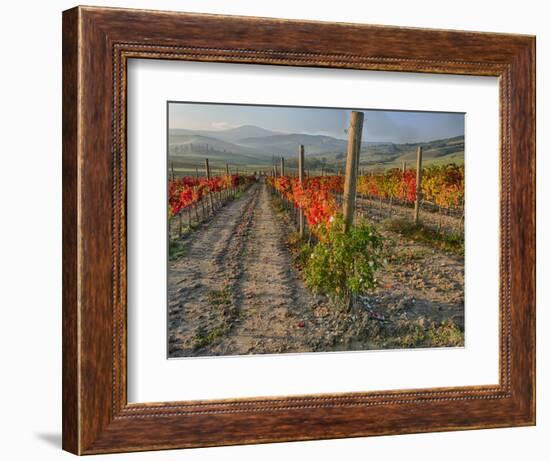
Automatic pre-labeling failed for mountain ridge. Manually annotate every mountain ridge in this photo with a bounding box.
[170,125,281,143]
[169,125,464,172]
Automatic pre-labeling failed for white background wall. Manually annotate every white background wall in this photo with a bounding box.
[0,0,546,459]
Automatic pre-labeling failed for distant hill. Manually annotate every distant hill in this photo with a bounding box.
[168,125,464,173]
[236,133,354,156]
[359,135,465,169]
[169,134,269,166]
[170,134,257,155]
[170,125,280,143]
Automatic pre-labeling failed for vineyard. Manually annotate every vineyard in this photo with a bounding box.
[167,111,465,358]
[358,164,464,211]
[267,163,464,239]
[168,168,465,357]
[168,173,256,244]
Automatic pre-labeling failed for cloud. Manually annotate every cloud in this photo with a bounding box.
[210,121,239,130]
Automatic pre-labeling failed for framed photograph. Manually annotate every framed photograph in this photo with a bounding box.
[62,6,535,455]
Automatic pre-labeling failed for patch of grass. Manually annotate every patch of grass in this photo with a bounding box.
[234,190,245,200]
[192,288,239,351]
[384,219,464,256]
[270,194,286,213]
[286,231,313,269]
[193,325,226,350]
[208,288,236,318]
[359,317,464,350]
[396,322,428,348]
[169,240,187,261]
[426,320,464,347]
[395,319,464,348]
[387,247,430,265]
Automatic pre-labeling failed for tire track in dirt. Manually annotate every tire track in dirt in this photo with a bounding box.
[208,182,320,356]
[168,183,260,356]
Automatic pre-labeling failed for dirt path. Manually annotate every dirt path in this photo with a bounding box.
[209,182,324,355]
[168,181,324,357]
[168,183,260,356]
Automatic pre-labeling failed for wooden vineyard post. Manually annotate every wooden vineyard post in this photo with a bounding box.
[194,193,199,223]
[170,162,175,181]
[413,146,423,225]
[205,158,214,214]
[354,135,361,178]
[280,156,285,176]
[200,196,206,220]
[342,111,364,232]
[402,160,406,173]
[223,165,228,201]
[298,144,305,238]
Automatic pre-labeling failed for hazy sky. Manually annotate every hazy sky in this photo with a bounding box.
[169,102,464,143]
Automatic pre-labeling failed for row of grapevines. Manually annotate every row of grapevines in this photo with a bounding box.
[356,164,464,209]
[268,163,463,233]
[267,175,343,232]
[168,174,255,217]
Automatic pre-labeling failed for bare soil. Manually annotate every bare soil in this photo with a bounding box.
[355,196,463,236]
